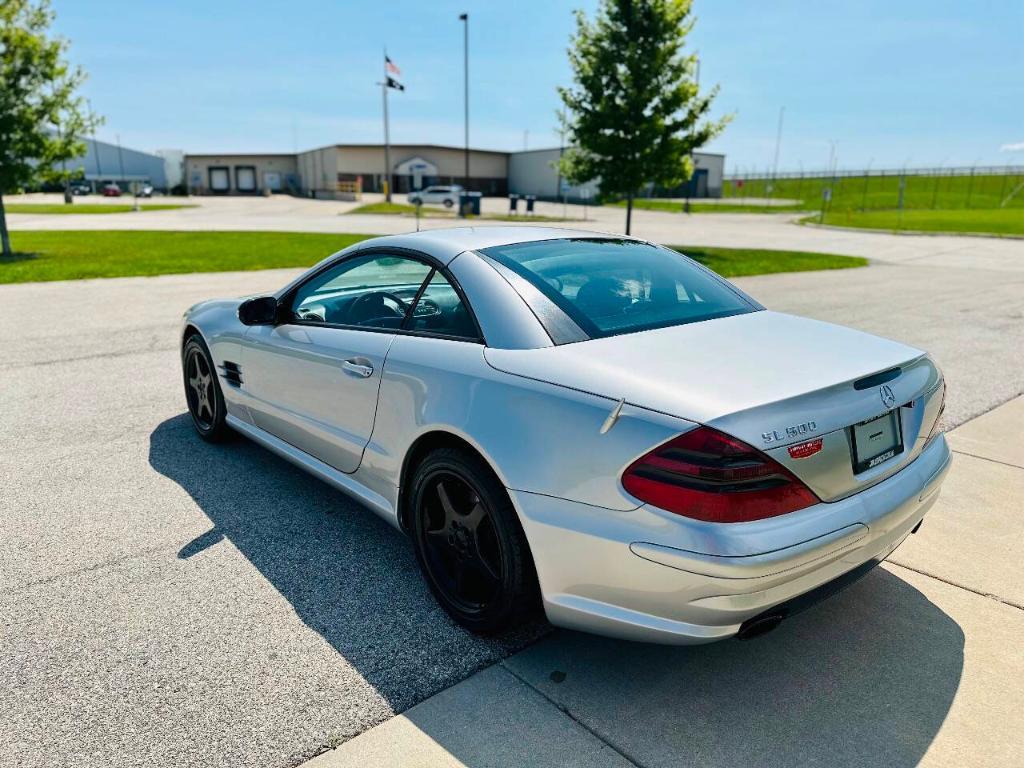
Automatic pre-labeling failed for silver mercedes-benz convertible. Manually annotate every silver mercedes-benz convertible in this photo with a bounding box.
[181,227,950,643]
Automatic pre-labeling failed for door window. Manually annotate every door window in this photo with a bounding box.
[291,254,432,329]
[406,271,479,340]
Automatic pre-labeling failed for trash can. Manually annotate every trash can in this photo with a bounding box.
[459,191,482,216]
[525,195,536,214]
[508,193,520,214]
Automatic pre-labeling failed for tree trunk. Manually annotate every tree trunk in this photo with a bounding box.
[0,194,11,258]
[625,191,634,235]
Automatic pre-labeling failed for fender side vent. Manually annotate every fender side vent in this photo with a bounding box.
[220,361,243,387]
[853,367,901,390]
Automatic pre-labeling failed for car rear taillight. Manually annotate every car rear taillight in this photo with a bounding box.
[925,381,946,446]
[621,425,820,523]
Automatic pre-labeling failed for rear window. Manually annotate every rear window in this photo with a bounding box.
[480,239,757,339]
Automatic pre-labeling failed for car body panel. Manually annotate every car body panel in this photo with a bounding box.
[360,334,697,514]
[240,324,395,473]
[446,251,555,349]
[483,310,924,431]
[181,226,951,644]
[512,434,950,644]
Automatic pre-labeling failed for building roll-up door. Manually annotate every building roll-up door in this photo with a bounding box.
[235,166,257,192]
[209,167,230,192]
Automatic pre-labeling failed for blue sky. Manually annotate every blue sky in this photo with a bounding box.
[53,0,1022,172]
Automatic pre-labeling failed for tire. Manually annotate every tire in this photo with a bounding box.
[410,447,538,633]
[182,335,231,443]
[443,198,454,208]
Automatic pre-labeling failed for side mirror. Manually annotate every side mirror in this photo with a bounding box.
[238,296,279,326]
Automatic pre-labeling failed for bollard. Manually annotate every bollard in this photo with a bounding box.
[509,194,519,215]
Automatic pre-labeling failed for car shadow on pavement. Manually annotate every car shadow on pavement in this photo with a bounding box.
[148,415,547,713]
[151,414,964,767]
[479,566,965,768]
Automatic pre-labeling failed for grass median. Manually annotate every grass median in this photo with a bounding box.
[669,245,866,277]
[815,208,1024,237]
[0,231,376,283]
[5,203,193,214]
[1,230,867,284]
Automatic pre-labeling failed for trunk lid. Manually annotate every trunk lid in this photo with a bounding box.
[484,311,943,500]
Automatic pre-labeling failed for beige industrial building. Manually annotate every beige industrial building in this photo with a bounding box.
[510,147,725,200]
[185,143,724,200]
[299,144,509,197]
[185,154,299,195]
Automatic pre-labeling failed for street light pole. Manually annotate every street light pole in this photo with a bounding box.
[459,13,469,194]
[683,52,699,214]
[769,105,785,205]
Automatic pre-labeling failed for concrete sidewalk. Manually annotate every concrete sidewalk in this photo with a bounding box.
[307,396,1024,768]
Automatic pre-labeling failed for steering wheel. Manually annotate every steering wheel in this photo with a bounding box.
[347,290,410,325]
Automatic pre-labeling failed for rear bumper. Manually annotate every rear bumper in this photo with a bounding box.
[511,434,951,644]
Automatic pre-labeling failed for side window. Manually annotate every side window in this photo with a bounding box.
[406,271,479,340]
[291,254,432,329]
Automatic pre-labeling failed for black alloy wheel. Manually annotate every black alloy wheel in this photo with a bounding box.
[182,336,230,442]
[411,448,538,633]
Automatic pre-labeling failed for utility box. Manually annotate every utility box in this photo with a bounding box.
[508,193,520,214]
[524,195,536,214]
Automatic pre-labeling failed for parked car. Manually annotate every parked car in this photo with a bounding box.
[180,228,950,643]
[139,184,155,198]
[69,181,91,196]
[102,183,122,197]
[407,185,462,208]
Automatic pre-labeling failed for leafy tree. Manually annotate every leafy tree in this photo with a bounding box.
[0,0,100,256]
[559,0,729,234]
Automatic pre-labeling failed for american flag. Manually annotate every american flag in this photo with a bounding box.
[385,56,401,77]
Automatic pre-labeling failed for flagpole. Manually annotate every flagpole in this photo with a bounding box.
[459,13,469,196]
[382,48,392,203]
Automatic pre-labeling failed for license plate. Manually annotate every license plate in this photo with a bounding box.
[851,410,903,474]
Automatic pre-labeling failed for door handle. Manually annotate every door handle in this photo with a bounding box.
[342,359,374,378]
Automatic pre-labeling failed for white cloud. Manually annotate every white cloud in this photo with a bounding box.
[1000,142,1024,152]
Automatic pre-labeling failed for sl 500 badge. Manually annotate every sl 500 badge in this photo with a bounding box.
[763,420,817,444]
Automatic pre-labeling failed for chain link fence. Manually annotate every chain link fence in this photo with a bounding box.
[722,166,1024,212]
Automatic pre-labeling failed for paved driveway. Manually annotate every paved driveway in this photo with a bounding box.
[1,220,1022,765]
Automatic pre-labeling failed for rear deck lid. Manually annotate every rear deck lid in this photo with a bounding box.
[485,311,941,499]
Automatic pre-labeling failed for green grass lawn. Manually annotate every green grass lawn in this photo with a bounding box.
[623,171,1024,235]
[724,172,1024,212]
[0,231,867,284]
[348,201,421,215]
[816,208,1024,236]
[669,245,867,277]
[5,203,193,214]
[0,231,375,283]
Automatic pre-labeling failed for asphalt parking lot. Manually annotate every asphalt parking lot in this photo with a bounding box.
[2,215,1023,766]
